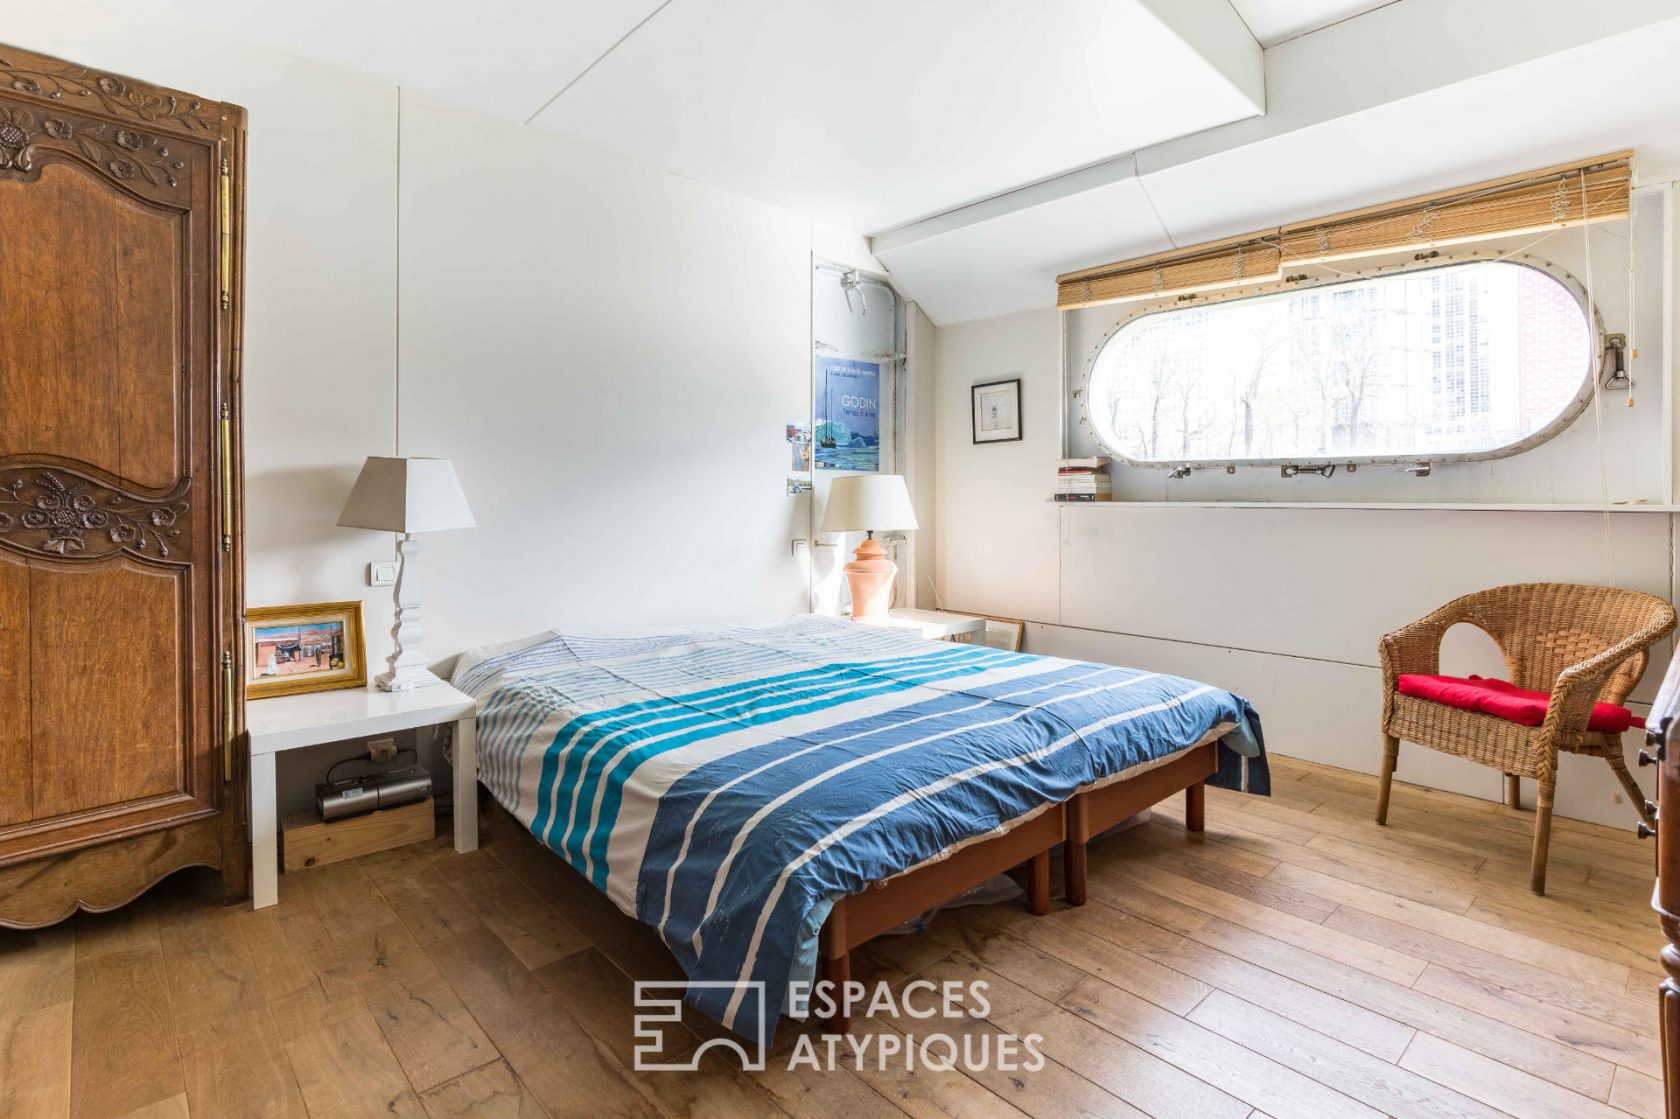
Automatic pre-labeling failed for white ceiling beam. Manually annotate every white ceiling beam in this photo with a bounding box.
[1138,0,1266,112]
[873,0,1680,258]
[1144,0,1680,180]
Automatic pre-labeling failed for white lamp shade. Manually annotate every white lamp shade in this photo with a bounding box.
[821,474,918,534]
[338,457,475,534]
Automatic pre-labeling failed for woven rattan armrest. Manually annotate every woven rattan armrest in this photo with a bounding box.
[1378,602,1476,686]
[1540,627,1668,744]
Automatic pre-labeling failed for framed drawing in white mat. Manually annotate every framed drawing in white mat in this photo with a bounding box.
[972,378,1022,443]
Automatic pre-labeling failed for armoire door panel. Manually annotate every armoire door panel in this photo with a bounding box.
[29,560,184,819]
[0,163,183,491]
[0,42,243,925]
[0,554,29,827]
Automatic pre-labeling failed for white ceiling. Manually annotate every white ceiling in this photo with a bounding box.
[81,0,666,121]
[875,0,1680,324]
[62,0,1265,236]
[25,0,1680,329]
[1228,0,1398,46]
[528,0,1263,233]
[90,0,668,120]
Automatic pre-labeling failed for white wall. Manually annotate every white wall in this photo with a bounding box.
[933,211,1680,828]
[934,309,1063,623]
[392,92,813,651]
[906,303,940,607]
[5,19,875,812]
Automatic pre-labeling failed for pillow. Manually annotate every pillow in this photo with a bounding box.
[1396,673,1641,734]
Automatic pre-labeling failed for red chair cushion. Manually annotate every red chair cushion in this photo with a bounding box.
[1396,673,1642,734]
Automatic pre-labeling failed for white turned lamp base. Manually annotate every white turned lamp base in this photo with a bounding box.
[377,666,443,692]
[378,534,443,692]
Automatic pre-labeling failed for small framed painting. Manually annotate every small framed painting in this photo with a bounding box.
[244,601,367,700]
[976,616,1026,653]
[972,378,1022,444]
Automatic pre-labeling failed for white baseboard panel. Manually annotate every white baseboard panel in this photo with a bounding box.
[1025,621,1655,832]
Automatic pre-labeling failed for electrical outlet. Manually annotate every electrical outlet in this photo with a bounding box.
[369,561,398,587]
[367,737,399,764]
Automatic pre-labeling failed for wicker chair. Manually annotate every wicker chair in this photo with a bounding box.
[1378,582,1676,894]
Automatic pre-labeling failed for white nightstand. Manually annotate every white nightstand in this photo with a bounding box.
[245,683,478,910]
[852,608,987,643]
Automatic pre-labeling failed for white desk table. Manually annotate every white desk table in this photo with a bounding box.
[851,607,987,642]
[245,683,478,909]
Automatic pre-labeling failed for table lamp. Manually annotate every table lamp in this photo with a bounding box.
[338,456,475,691]
[821,474,919,622]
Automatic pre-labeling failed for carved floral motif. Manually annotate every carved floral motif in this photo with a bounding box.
[0,103,187,191]
[0,53,218,135]
[0,472,188,558]
[0,105,34,172]
[67,118,185,188]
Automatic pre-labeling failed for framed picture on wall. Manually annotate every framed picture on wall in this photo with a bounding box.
[976,616,1026,653]
[244,601,367,699]
[972,378,1022,444]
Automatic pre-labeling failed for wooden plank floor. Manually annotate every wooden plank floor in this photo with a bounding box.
[0,754,1666,1119]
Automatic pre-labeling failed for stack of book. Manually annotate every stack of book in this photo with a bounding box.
[1055,456,1111,502]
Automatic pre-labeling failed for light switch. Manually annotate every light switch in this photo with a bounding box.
[369,561,398,587]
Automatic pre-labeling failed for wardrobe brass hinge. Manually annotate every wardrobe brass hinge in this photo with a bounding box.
[219,157,232,311]
[220,402,233,553]
[222,650,235,782]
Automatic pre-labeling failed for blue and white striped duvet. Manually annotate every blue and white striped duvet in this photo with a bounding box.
[453,615,1266,1037]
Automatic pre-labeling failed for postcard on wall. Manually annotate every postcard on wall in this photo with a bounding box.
[814,356,880,472]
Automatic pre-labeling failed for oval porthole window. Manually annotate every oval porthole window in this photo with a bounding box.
[1082,258,1595,467]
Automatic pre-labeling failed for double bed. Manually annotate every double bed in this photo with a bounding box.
[453,615,1266,1037]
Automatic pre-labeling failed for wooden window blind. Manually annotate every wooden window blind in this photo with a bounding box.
[1058,234,1282,309]
[1057,152,1631,312]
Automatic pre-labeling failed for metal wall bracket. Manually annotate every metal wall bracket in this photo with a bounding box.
[1602,332,1631,389]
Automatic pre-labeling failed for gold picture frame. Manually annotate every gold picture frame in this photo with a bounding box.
[244,601,367,699]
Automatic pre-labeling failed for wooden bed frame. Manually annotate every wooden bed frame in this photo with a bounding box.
[816,741,1216,1031]
[471,740,1219,1037]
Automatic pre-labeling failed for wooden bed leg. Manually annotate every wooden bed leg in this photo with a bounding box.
[1065,797,1088,906]
[820,951,852,1034]
[1026,849,1051,916]
[819,901,852,1034]
[1186,780,1206,833]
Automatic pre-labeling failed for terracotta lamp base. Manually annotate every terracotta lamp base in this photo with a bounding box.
[845,534,897,622]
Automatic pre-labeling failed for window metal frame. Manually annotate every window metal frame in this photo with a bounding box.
[1074,251,1603,471]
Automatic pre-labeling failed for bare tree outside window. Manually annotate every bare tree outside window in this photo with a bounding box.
[1083,260,1591,467]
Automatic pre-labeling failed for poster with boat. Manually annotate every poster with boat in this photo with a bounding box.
[814,356,880,472]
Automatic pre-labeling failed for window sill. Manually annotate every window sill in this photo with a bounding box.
[1045,500,1680,513]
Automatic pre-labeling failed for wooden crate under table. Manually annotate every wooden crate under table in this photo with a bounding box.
[281,797,435,872]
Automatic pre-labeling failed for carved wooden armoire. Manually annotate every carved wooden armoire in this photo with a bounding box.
[0,44,246,925]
